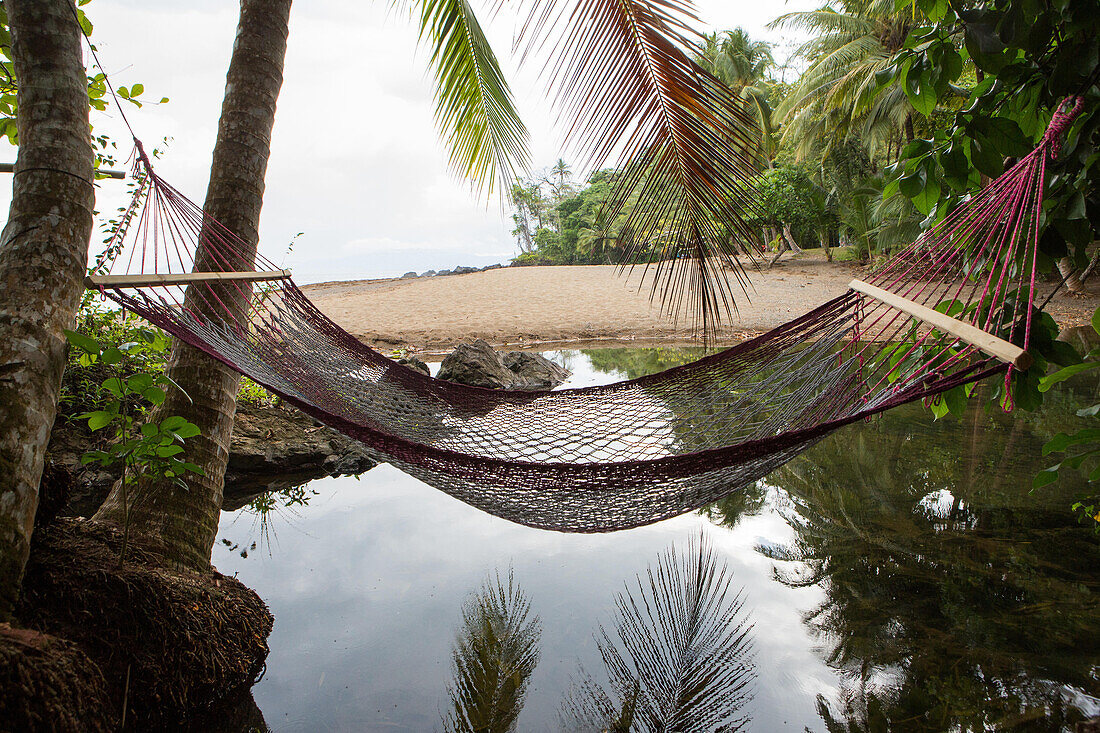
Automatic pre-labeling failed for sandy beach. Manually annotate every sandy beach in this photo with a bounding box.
[302,253,1100,352]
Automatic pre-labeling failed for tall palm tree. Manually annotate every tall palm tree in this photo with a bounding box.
[771,0,919,161]
[697,29,777,166]
[0,0,95,619]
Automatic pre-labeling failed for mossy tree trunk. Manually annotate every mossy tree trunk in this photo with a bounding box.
[93,0,291,570]
[0,0,94,620]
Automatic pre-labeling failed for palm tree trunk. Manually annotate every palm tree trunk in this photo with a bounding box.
[93,0,291,570]
[1057,256,1085,294]
[0,0,94,620]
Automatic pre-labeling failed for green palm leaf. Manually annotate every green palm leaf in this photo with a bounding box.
[520,0,765,335]
[413,0,530,196]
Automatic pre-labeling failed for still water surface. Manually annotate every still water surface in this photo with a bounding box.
[213,348,1100,731]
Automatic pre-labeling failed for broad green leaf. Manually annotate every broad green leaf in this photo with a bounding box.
[1033,467,1060,489]
[173,423,201,439]
[160,416,187,431]
[1038,362,1100,391]
[87,411,113,431]
[1043,429,1100,455]
[127,373,154,393]
[142,387,166,405]
[64,329,101,355]
[100,347,123,365]
[140,422,158,438]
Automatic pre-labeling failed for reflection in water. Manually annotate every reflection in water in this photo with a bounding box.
[762,392,1100,730]
[561,534,756,732]
[444,572,541,733]
[213,347,1100,731]
[220,483,320,558]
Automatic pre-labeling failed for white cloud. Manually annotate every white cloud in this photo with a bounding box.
[1,0,816,281]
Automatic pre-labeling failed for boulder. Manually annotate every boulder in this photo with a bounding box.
[437,339,522,389]
[436,269,452,277]
[397,356,431,376]
[437,339,571,390]
[503,351,571,389]
[400,271,418,279]
[422,270,437,277]
[452,265,478,275]
[482,263,503,271]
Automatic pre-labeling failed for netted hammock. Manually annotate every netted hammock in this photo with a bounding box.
[86,100,1083,532]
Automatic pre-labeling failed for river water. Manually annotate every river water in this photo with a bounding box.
[213,348,1100,731]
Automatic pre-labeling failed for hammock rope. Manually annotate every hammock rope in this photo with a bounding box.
[87,100,1083,532]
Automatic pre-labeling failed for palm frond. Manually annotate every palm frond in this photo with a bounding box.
[414,0,530,196]
[520,0,765,335]
[561,533,756,732]
[445,570,542,733]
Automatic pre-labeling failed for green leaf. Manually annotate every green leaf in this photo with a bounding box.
[1091,307,1100,337]
[1038,362,1100,392]
[100,347,123,365]
[1043,429,1100,455]
[101,378,124,399]
[1033,467,1060,489]
[173,423,201,439]
[156,445,185,458]
[140,422,158,438]
[160,416,187,431]
[943,384,968,418]
[86,411,114,431]
[64,330,101,355]
[142,387,166,405]
[127,373,154,393]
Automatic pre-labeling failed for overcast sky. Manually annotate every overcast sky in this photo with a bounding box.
[7,0,817,283]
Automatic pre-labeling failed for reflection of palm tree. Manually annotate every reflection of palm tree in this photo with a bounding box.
[562,534,756,732]
[698,482,767,529]
[444,571,541,733]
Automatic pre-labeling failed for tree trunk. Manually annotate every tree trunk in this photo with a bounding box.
[1058,256,1085,294]
[93,0,291,570]
[781,225,803,254]
[0,0,94,620]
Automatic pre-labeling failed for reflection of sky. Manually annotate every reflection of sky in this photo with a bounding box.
[213,351,838,731]
[214,470,835,732]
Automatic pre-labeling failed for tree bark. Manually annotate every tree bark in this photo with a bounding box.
[93,0,291,570]
[0,0,94,620]
[1058,256,1085,294]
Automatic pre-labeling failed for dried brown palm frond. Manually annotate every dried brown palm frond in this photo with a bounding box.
[518,0,766,336]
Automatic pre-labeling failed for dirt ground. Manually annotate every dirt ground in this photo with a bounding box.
[302,253,1100,352]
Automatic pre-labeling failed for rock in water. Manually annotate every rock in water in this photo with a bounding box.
[437,339,522,389]
[437,339,571,390]
[397,356,430,376]
[503,351,571,389]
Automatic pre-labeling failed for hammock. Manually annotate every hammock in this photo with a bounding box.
[86,100,1083,533]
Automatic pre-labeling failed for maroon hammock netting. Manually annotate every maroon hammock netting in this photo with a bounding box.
[88,100,1083,532]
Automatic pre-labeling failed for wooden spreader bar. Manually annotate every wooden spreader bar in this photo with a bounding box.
[85,269,292,289]
[849,279,1032,370]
